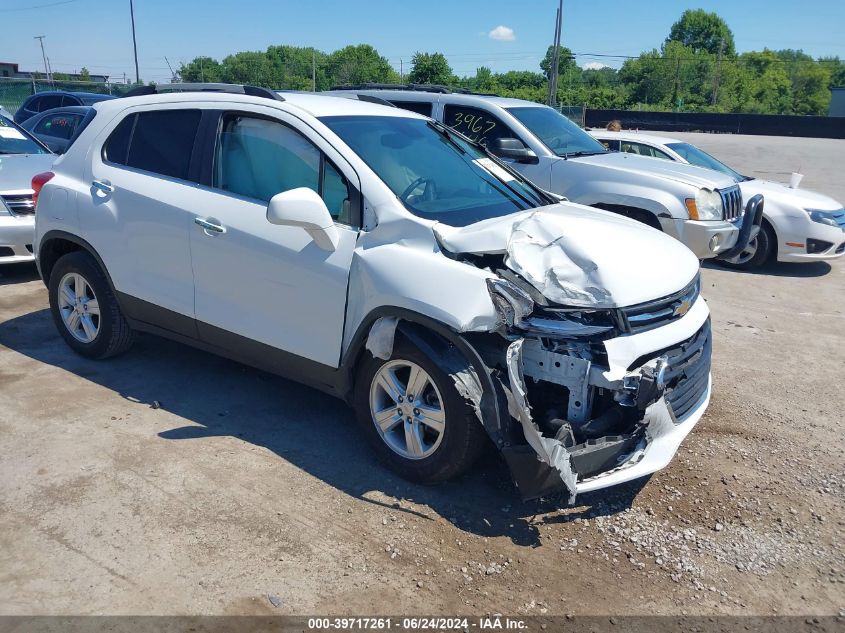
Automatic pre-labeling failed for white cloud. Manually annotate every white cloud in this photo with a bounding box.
[582,62,609,71]
[488,26,516,41]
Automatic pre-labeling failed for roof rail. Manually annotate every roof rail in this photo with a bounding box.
[122,83,285,102]
[352,94,397,107]
[330,83,453,94]
[329,83,500,97]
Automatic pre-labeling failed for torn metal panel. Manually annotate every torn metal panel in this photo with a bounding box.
[504,338,578,503]
[433,205,699,309]
[365,316,399,360]
[520,340,592,423]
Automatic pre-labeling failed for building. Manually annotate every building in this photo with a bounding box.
[0,62,109,83]
[830,87,845,117]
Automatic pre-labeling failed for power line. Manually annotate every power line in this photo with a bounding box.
[0,0,77,11]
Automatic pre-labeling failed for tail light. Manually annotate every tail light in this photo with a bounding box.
[31,171,55,209]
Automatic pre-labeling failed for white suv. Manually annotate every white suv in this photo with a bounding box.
[34,84,714,502]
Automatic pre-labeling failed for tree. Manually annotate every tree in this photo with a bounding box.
[266,45,328,91]
[220,51,276,87]
[325,45,396,87]
[667,9,735,57]
[821,56,845,88]
[775,49,832,114]
[79,67,91,82]
[408,52,453,85]
[179,56,222,83]
[540,45,578,80]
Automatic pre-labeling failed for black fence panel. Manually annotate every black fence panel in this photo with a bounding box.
[585,109,845,139]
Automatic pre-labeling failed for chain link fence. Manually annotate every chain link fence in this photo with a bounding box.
[557,104,585,127]
[0,78,137,115]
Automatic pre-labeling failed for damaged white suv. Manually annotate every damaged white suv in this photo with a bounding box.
[35,84,714,502]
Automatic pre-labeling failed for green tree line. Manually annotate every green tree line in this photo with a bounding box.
[178,10,845,115]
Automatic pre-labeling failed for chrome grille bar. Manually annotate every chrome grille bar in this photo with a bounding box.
[719,185,743,221]
[1,194,35,216]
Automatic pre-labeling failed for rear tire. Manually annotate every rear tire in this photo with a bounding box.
[717,221,774,270]
[353,337,486,483]
[48,251,134,359]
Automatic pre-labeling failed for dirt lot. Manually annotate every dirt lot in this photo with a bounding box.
[0,133,843,617]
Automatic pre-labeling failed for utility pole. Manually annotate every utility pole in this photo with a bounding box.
[129,0,140,84]
[312,50,316,92]
[34,36,50,83]
[400,59,404,83]
[548,0,563,107]
[711,37,725,106]
[673,56,681,111]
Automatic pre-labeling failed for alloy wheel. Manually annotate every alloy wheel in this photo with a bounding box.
[368,360,446,460]
[57,272,101,343]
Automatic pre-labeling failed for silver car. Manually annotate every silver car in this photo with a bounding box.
[0,111,55,264]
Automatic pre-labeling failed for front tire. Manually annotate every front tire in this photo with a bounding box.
[353,338,486,483]
[717,221,774,270]
[48,251,134,359]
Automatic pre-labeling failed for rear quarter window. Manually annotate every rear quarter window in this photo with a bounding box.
[390,101,433,117]
[103,109,201,181]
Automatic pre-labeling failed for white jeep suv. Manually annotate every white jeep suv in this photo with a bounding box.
[34,84,715,502]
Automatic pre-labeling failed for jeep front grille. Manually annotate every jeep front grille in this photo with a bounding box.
[719,185,743,221]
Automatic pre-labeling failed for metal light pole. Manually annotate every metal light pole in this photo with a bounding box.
[129,0,140,84]
[34,35,50,83]
[548,0,563,107]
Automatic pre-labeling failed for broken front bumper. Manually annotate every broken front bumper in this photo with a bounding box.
[499,294,712,502]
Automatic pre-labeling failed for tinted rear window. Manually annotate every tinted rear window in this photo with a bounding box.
[390,101,433,117]
[103,110,201,181]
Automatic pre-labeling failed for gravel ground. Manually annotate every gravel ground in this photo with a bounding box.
[0,133,843,616]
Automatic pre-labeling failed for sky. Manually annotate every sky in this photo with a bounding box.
[2,0,844,84]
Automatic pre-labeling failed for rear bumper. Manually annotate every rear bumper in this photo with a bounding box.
[0,214,35,264]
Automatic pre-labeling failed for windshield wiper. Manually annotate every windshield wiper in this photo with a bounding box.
[561,150,606,159]
[427,121,467,155]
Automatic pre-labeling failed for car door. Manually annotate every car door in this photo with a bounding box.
[188,108,359,368]
[441,104,552,189]
[84,107,204,335]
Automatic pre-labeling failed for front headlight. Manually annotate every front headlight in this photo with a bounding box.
[685,188,723,221]
[0,197,10,216]
[805,208,844,228]
[486,278,534,327]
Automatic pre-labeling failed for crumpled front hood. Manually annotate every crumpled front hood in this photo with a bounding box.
[573,152,737,189]
[0,153,56,194]
[740,179,843,212]
[433,203,699,309]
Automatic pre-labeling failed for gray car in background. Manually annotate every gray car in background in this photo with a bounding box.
[21,105,96,154]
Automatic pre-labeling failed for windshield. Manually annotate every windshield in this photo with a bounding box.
[0,114,49,155]
[507,106,606,157]
[321,115,552,227]
[666,142,747,181]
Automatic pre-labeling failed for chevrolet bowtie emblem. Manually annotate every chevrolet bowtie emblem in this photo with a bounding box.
[673,298,692,317]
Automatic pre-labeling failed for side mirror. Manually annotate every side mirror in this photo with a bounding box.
[267,187,339,252]
[489,138,538,164]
